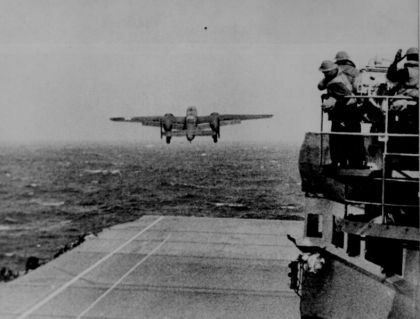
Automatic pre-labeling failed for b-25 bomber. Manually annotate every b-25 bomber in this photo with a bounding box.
[110,106,273,144]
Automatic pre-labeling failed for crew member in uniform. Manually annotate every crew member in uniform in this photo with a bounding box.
[386,47,419,165]
[386,47,419,133]
[334,51,359,91]
[318,60,365,168]
[318,51,359,92]
[387,47,419,99]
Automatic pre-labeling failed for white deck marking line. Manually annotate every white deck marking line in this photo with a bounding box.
[16,216,164,319]
[76,234,171,319]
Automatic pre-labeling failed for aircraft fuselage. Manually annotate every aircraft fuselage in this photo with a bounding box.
[185,106,198,142]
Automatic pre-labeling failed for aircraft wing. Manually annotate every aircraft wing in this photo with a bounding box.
[110,116,185,129]
[196,123,211,129]
[218,114,273,121]
[110,116,162,127]
[219,119,242,126]
[169,130,186,137]
[194,130,214,136]
[197,114,272,126]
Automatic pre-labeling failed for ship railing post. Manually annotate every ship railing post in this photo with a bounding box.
[381,98,389,224]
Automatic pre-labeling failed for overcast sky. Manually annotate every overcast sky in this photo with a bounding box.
[0,0,418,144]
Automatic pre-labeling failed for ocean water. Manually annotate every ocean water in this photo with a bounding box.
[0,141,303,272]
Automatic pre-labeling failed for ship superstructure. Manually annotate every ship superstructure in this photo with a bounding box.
[295,57,419,318]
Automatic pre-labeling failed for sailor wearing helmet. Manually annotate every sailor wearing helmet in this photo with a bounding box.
[334,51,359,91]
[318,51,359,91]
[318,60,365,168]
[387,47,419,99]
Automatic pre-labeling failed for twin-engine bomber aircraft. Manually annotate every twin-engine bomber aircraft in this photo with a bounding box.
[110,106,273,144]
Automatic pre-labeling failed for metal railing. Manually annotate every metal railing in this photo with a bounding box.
[319,95,419,224]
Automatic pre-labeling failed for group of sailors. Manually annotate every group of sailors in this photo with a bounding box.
[318,47,419,168]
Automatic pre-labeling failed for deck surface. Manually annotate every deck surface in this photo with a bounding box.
[0,215,302,319]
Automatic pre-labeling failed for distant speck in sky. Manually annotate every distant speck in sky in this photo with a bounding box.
[204,26,208,30]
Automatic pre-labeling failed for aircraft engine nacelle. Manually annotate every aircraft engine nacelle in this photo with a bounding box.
[161,113,175,141]
[209,112,220,137]
[162,113,175,132]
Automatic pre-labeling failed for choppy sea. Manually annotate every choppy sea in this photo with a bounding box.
[0,141,303,273]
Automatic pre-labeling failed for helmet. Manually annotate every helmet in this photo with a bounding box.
[406,47,419,55]
[334,51,350,61]
[319,60,338,72]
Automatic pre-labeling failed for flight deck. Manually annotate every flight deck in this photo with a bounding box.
[0,215,302,319]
